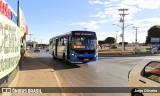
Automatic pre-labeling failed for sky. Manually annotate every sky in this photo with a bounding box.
[5,0,160,44]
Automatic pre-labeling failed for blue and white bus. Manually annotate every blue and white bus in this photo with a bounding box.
[49,30,98,63]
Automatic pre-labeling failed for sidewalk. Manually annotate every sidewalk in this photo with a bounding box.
[12,52,62,96]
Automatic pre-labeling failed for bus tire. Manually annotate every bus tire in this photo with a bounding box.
[63,53,66,64]
[63,53,69,64]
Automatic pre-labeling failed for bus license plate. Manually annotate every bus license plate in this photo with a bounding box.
[84,58,89,61]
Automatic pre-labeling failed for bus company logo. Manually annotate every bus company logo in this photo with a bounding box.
[1,88,42,93]
[2,88,12,93]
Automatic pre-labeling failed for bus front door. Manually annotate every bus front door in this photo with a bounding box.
[55,39,58,56]
[67,36,70,60]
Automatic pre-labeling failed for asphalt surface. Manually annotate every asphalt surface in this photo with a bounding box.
[26,50,159,96]
[12,50,62,96]
[13,49,159,96]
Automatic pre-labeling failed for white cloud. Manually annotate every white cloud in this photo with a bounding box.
[96,31,116,40]
[71,21,99,29]
[128,17,160,32]
[71,20,108,29]
[76,0,160,43]
[90,11,107,18]
[123,17,160,43]
[89,0,104,4]
[89,0,160,22]
[122,0,160,9]
[89,1,141,22]
[89,0,112,5]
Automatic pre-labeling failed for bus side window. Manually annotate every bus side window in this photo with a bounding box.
[60,38,63,46]
[61,38,64,46]
[63,38,67,46]
[58,38,61,46]
[49,40,52,48]
[53,39,55,46]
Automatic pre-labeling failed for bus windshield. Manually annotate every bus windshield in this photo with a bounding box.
[72,36,97,50]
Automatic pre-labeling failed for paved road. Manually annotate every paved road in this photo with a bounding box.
[30,50,159,96]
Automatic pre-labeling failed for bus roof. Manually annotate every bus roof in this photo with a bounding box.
[50,30,96,40]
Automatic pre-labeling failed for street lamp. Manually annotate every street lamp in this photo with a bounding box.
[113,24,122,28]
[33,38,36,49]
[27,34,33,48]
[133,26,138,46]
[113,24,133,29]
[113,24,133,51]
[84,28,88,31]
[118,8,129,52]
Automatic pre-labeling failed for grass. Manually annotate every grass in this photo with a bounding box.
[98,46,151,55]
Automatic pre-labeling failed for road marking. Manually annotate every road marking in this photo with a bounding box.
[53,71,66,96]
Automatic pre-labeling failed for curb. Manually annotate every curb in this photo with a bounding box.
[1,69,19,96]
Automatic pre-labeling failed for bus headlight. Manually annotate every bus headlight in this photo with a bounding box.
[71,53,77,58]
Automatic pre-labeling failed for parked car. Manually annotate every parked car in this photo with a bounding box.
[34,47,40,52]
[110,44,117,49]
[128,58,160,96]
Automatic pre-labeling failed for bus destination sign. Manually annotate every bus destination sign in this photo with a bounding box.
[74,32,95,36]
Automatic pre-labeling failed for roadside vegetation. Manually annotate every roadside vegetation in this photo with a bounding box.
[98,46,150,55]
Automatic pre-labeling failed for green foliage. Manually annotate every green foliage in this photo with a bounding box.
[145,25,160,44]
[98,40,105,45]
[119,42,128,45]
[104,37,116,44]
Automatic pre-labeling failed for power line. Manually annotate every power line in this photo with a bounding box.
[28,34,33,48]
[118,8,129,51]
[133,26,138,46]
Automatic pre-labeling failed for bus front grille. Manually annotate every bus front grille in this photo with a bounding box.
[77,57,94,60]
[74,50,95,54]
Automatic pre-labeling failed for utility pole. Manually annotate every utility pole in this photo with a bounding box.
[28,34,33,48]
[17,0,20,27]
[41,39,43,48]
[118,8,128,51]
[33,38,36,49]
[133,26,138,46]
[84,28,88,31]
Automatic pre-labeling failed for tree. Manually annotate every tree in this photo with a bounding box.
[119,42,128,50]
[104,37,116,50]
[98,40,105,49]
[98,40,105,45]
[145,25,160,44]
[104,37,116,44]
[119,42,128,45]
